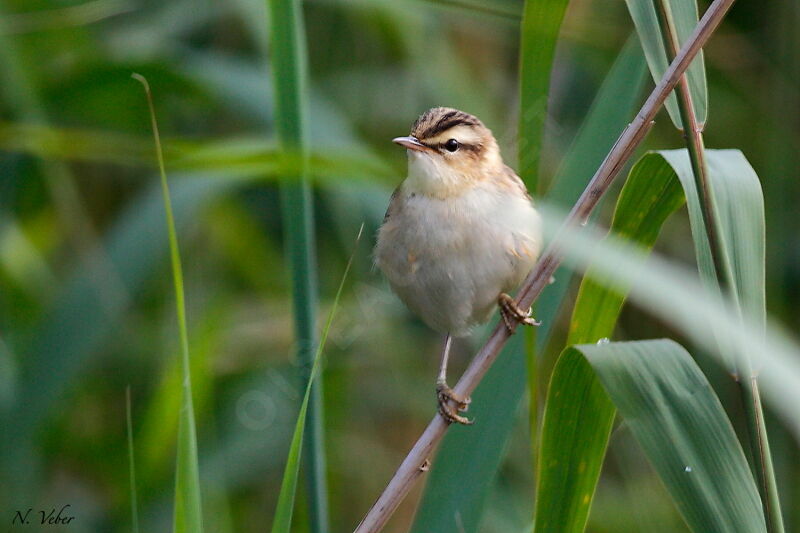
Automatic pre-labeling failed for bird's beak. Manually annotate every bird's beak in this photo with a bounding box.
[392,136,430,152]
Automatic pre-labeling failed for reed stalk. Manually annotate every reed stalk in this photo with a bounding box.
[653,1,783,530]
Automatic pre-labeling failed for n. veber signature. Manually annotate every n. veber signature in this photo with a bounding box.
[11,505,75,526]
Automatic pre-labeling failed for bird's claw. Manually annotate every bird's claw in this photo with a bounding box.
[436,382,473,425]
[498,292,541,333]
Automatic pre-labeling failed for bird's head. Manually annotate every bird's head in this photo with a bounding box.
[393,107,503,197]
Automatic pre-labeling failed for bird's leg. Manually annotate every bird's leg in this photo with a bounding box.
[435,334,472,425]
[498,292,541,333]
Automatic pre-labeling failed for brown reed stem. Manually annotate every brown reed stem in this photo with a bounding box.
[354,0,736,530]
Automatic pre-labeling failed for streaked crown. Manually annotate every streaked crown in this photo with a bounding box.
[409,107,495,159]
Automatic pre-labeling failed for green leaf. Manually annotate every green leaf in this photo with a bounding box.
[658,149,766,343]
[534,150,686,533]
[531,200,800,445]
[573,340,766,533]
[536,148,770,532]
[0,120,392,183]
[271,226,361,533]
[530,32,646,455]
[657,150,780,530]
[625,0,708,128]
[131,73,204,533]
[545,36,648,206]
[517,0,571,191]
[266,0,329,528]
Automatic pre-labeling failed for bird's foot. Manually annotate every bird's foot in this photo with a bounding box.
[498,292,541,333]
[436,381,473,425]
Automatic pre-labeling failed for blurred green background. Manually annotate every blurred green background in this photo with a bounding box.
[0,0,797,531]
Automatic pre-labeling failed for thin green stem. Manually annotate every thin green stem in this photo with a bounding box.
[133,73,204,533]
[126,387,140,533]
[653,2,783,531]
[266,0,329,529]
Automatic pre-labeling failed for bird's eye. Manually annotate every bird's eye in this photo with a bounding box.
[444,138,459,152]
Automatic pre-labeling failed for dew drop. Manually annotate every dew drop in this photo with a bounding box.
[684,466,693,473]
[596,337,610,345]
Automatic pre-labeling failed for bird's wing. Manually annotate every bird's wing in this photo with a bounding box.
[500,165,533,202]
[382,184,403,222]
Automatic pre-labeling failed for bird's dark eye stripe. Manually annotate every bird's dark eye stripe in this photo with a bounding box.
[435,141,480,153]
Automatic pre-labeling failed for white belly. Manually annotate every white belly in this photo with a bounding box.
[375,182,541,336]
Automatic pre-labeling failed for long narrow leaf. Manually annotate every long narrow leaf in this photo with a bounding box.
[534,149,686,532]
[625,0,707,128]
[657,150,780,529]
[658,149,766,357]
[574,340,766,532]
[266,0,329,528]
[0,121,393,183]
[271,226,362,533]
[530,32,646,452]
[545,36,647,206]
[132,74,204,533]
[517,0,571,191]
[531,203,800,442]
[536,148,768,531]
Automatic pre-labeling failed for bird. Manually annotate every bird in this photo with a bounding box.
[374,107,542,425]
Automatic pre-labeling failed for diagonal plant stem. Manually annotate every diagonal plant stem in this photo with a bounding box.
[653,1,783,531]
[354,0,736,531]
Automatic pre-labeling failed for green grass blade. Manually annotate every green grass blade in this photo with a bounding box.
[573,340,766,532]
[625,0,708,128]
[266,0,329,527]
[136,306,220,481]
[534,151,685,533]
[536,149,772,532]
[0,121,393,183]
[545,36,648,206]
[531,32,646,453]
[657,149,765,341]
[517,0,571,191]
[656,149,781,529]
[132,73,204,533]
[411,34,647,533]
[530,202,800,443]
[271,225,362,533]
[126,386,140,533]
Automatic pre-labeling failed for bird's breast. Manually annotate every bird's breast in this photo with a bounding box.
[375,182,541,335]
[377,183,540,286]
